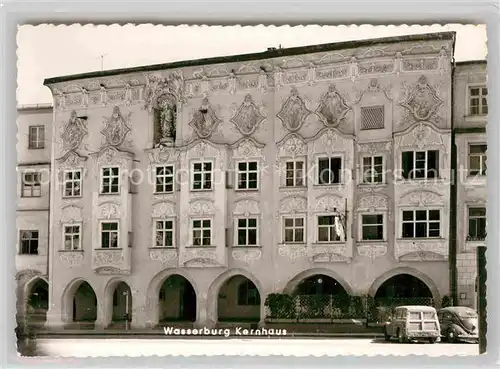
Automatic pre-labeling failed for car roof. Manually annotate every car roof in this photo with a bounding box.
[439,306,477,313]
[394,305,437,311]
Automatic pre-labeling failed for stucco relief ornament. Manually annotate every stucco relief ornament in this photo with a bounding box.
[59,251,84,265]
[61,111,88,151]
[315,84,351,127]
[189,97,221,139]
[230,94,265,136]
[399,75,444,121]
[101,106,132,147]
[144,72,185,112]
[279,135,307,158]
[277,87,311,132]
[232,249,262,265]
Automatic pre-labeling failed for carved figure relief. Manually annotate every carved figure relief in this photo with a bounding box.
[154,93,177,144]
[189,97,222,139]
[61,111,88,151]
[230,94,265,136]
[101,106,132,147]
[277,87,311,132]
[399,75,444,121]
[315,84,351,127]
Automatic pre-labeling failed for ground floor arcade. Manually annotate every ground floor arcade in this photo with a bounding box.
[17,266,449,330]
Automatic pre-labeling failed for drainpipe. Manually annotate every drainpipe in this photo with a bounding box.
[449,55,458,306]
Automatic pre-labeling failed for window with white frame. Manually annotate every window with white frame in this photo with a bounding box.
[285,160,305,187]
[192,219,211,246]
[317,215,341,242]
[101,167,120,194]
[63,225,81,250]
[100,222,119,248]
[469,86,488,116]
[317,157,342,185]
[237,161,259,190]
[155,165,174,193]
[468,144,487,176]
[236,218,258,246]
[362,156,384,184]
[401,150,439,179]
[19,230,39,255]
[361,214,384,241]
[192,162,213,190]
[402,209,440,238]
[154,219,174,247]
[28,125,45,149]
[21,171,41,197]
[64,170,82,197]
[468,207,487,241]
[283,216,305,243]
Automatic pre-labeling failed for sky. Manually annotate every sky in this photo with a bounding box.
[16,24,487,105]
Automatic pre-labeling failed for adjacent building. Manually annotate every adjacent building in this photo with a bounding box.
[15,31,488,330]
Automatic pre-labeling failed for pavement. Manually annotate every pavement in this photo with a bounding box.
[34,337,480,357]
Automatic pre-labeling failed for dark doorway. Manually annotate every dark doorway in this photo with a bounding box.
[26,279,49,324]
[72,281,97,322]
[218,275,261,322]
[159,275,196,322]
[295,274,348,296]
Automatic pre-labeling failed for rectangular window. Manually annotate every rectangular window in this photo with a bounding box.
[237,161,259,190]
[64,170,82,197]
[361,106,385,130]
[362,156,384,184]
[101,167,120,194]
[317,157,342,185]
[401,150,439,179]
[285,160,305,187]
[236,218,258,246]
[468,207,487,241]
[468,144,487,176]
[317,215,341,242]
[63,225,81,250]
[469,86,488,116]
[402,210,440,238]
[155,165,174,193]
[192,219,211,246]
[22,172,42,197]
[155,220,174,247]
[192,162,213,190]
[283,217,305,243]
[101,222,119,248]
[20,230,39,255]
[361,214,384,241]
[28,125,45,149]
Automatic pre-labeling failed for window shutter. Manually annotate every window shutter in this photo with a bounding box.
[361,106,385,130]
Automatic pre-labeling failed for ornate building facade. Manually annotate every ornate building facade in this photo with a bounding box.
[15,31,487,330]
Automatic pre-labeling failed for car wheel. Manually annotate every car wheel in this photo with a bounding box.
[384,328,390,341]
[397,329,406,343]
[447,329,457,343]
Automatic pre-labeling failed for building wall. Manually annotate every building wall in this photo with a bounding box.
[454,62,488,308]
[38,34,459,329]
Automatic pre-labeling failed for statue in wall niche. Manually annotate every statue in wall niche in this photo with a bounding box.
[154,93,177,145]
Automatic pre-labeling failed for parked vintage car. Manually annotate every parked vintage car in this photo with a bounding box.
[437,306,479,343]
[384,305,441,343]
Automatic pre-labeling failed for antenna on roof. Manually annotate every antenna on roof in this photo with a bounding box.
[96,53,108,71]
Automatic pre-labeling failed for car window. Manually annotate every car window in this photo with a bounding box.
[423,311,435,320]
[444,312,452,319]
[409,312,420,320]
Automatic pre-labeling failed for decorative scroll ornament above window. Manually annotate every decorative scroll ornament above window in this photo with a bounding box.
[395,123,445,150]
[353,78,392,104]
[277,87,312,132]
[312,129,350,156]
[95,146,131,167]
[57,150,87,169]
[152,201,176,219]
[189,97,221,139]
[230,94,265,136]
[61,111,88,151]
[144,72,184,112]
[154,93,177,146]
[233,199,260,217]
[399,75,444,121]
[280,196,307,214]
[399,190,444,207]
[277,134,307,158]
[189,199,216,216]
[60,204,83,225]
[356,193,389,212]
[315,84,351,127]
[231,138,265,160]
[313,194,344,213]
[98,202,121,219]
[101,106,132,147]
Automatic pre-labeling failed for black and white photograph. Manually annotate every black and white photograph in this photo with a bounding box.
[13,23,487,357]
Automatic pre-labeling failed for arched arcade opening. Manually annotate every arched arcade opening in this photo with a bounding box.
[159,274,196,323]
[25,278,49,326]
[218,275,261,322]
[373,273,434,305]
